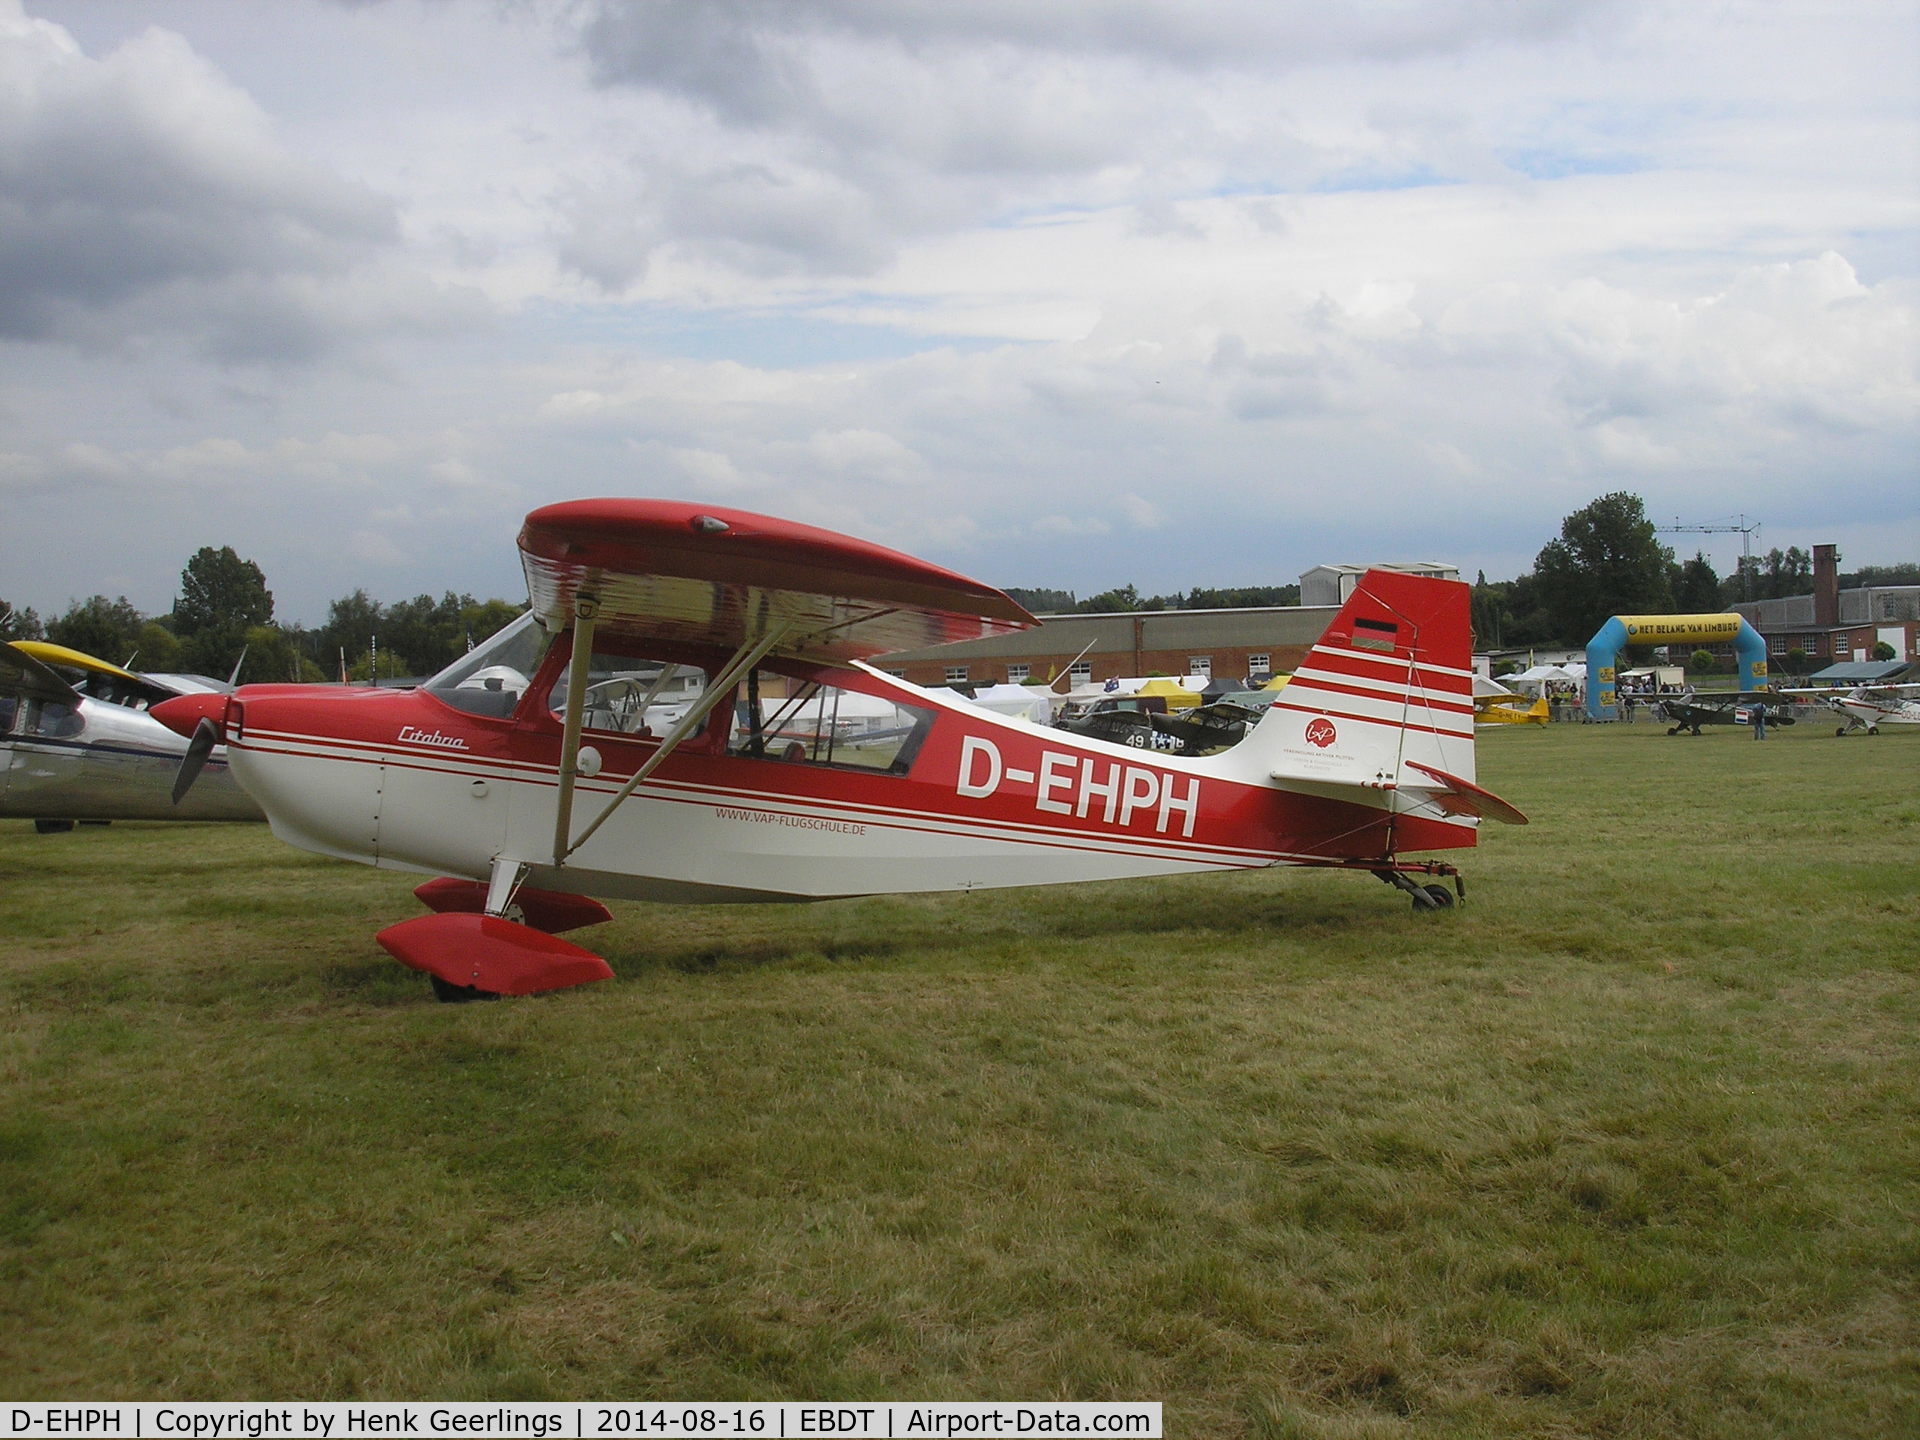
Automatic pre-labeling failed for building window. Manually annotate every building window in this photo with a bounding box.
[1188,656,1212,678]
[944,666,969,684]
[1247,653,1270,676]
[1069,659,1093,681]
[1769,635,1787,655]
[1006,663,1029,683]
[882,668,906,679]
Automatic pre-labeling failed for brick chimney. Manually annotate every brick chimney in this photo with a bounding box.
[1813,544,1839,629]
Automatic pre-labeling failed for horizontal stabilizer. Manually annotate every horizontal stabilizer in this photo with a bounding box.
[412,877,614,934]
[1402,763,1529,825]
[377,913,615,996]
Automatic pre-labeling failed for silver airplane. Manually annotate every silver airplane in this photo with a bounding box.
[1,642,260,830]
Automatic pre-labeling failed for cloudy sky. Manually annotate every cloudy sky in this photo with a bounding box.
[3,0,1915,627]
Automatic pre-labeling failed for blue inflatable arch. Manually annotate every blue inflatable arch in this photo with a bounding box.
[1585,614,1767,721]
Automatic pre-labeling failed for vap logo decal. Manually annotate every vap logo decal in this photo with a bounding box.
[1304,717,1338,749]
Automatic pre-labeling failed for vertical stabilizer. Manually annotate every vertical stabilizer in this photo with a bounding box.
[1243,570,1494,823]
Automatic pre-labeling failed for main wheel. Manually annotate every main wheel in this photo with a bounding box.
[430,975,501,1004]
[1868,725,1879,735]
[1412,883,1455,911]
[1837,725,1848,737]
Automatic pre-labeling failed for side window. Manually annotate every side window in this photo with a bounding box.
[548,652,710,739]
[0,693,15,734]
[28,700,83,738]
[731,672,933,775]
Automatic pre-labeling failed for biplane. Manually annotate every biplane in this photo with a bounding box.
[1781,682,1920,735]
[157,499,1526,1002]
[1,641,259,829]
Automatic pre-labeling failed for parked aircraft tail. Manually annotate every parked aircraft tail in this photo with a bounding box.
[1226,569,1525,829]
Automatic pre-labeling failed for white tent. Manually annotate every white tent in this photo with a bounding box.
[1057,679,1143,712]
[953,683,1054,725]
[1505,664,1581,695]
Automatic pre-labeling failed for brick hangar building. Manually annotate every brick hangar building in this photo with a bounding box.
[877,562,1460,689]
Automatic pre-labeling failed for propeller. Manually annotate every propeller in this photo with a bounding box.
[171,717,222,804]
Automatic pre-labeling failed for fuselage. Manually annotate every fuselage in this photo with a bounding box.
[1835,692,1920,727]
[194,621,1476,905]
[0,691,258,823]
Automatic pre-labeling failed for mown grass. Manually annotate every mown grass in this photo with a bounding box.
[1,722,1915,1436]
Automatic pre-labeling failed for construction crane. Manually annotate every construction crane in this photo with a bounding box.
[1658,514,1762,600]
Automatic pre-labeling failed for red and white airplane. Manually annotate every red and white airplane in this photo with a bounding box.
[156,499,1526,1001]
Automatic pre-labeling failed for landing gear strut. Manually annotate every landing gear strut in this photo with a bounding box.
[1374,866,1464,911]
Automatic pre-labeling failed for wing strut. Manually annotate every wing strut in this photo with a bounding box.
[550,597,602,867]
[554,619,793,865]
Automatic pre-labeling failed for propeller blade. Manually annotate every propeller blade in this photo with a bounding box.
[171,717,221,804]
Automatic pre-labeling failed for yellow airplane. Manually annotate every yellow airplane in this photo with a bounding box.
[1474,676,1548,726]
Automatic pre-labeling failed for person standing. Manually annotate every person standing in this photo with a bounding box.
[1751,699,1768,740]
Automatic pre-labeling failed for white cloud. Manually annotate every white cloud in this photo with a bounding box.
[0,0,1912,628]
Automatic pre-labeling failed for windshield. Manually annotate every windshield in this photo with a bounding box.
[422,610,550,718]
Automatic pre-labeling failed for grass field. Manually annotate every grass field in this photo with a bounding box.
[2,720,1915,1436]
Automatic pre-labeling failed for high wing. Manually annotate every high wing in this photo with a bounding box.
[1778,682,1920,696]
[518,498,1038,869]
[2,642,84,707]
[519,498,1035,665]
[10,640,209,710]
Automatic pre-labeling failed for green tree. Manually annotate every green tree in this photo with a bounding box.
[460,599,526,649]
[1185,583,1301,609]
[1003,587,1077,614]
[1672,551,1721,613]
[1533,492,1674,645]
[239,624,327,684]
[1,602,44,641]
[175,547,273,633]
[173,547,274,678]
[1845,562,1920,587]
[1079,585,1142,614]
[48,595,146,663]
[317,589,385,680]
[133,621,181,673]
[1470,571,1509,648]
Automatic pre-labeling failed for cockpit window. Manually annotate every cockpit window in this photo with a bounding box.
[422,611,550,718]
[730,670,933,775]
[547,651,710,739]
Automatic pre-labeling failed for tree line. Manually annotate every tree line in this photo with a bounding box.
[4,503,1913,679]
[0,546,523,684]
[1470,492,1917,651]
[1004,582,1302,614]
[1027,491,1917,652]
